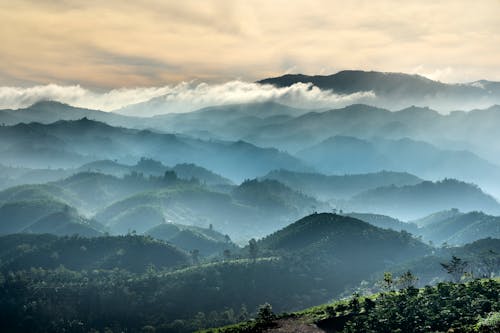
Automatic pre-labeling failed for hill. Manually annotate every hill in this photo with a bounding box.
[417,211,500,246]
[346,179,500,220]
[295,136,500,196]
[94,180,325,241]
[262,169,422,200]
[258,213,428,265]
[146,222,236,256]
[258,70,500,111]
[0,101,143,127]
[0,234,189,273]
[0,118,309,181]
[0,214,435,333]
[206,279,500,333]
[344,212,419,233]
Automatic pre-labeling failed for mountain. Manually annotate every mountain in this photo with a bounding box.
[78,159,233,185]
[346,179,500,220]
[146,222,236,256]
[0,234,189,273]
[416,211,500,246]
[0,101,141,127]
[22,209,103,237]
[258,70,500,111]
[258,213,428,261]
[231,179,323,216]
[344,212,419,234]
[0,118,309,181]
[262,169,422,200]
[94,180,326,241]
[295,135,500,197]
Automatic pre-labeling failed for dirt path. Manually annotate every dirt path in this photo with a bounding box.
[263,318,327,333]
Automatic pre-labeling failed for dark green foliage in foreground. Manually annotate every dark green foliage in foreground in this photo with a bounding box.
[207,279,500,333]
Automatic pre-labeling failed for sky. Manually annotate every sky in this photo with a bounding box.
[1,0,500,89]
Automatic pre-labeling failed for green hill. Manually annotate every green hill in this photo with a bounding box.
[205,279,500,333]
[0,234,189,273]
[345,212,418,233]
[258,213,429,268]
[146,222,236,256]
[262,169,422,200]
[418,211,500,246]
[346,179,500,220]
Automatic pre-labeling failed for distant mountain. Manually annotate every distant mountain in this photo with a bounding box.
[258,70,500,111]
[346,179,500,220]
[0,234,189,273]
[345,212,419,233]
[231,179,323,216]
[23,210,103,237]
[0,194,102,237]
[411,208,463,227]
[146,222,236,256]
[415,210,500,246]
[0,101,140,127]
[94,180,326,241]
[0,118,309,181]
[78,159,233,185]
[262,169,422,200]
[295,135,500,196]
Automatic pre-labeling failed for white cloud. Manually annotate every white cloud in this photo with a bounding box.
[0,81,376,115]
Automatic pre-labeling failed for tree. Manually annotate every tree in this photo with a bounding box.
[223,249,231,260]
[441,256,468,282]
[379,272,394,292]
[163,170,178,183]
[396,271,418,289]
[248,239,258,261]
[191,249,200,264]
[256,303,275,323]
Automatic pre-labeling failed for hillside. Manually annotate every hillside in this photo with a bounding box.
[94,180,324,240]
[146,222,236,256]
[0,118,309,181]
[0,234,189,273]
[258,213,428,266]
[205,279,500,333]
[262,169,422,200]
[346,179,500,220]
[295,135,500,196]
[418,211,500,246]
[258,70,500,111]
[344,212,419,233]
[0,214,437,333]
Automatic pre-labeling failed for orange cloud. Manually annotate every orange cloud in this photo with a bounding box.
[1,0,499,88]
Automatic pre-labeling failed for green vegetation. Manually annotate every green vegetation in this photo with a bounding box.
[206,279,500,333]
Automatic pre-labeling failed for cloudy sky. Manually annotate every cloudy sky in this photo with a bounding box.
[1,0,500,89]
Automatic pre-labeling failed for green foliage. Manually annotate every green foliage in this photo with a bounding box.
[210,279,500,333]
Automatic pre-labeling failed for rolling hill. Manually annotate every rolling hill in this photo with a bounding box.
[262,169,422,200]
[345,179,500,220]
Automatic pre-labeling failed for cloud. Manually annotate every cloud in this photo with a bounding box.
[0,81,376,115]
[1,1,500,88]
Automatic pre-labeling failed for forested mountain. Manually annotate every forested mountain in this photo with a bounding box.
[262,169,422,200]
[258,70,500,111]
[345,179,500,220]
[0,234,189,272]
[146,223,236,256]
[417,211,500,246]
[0,118,309,181]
